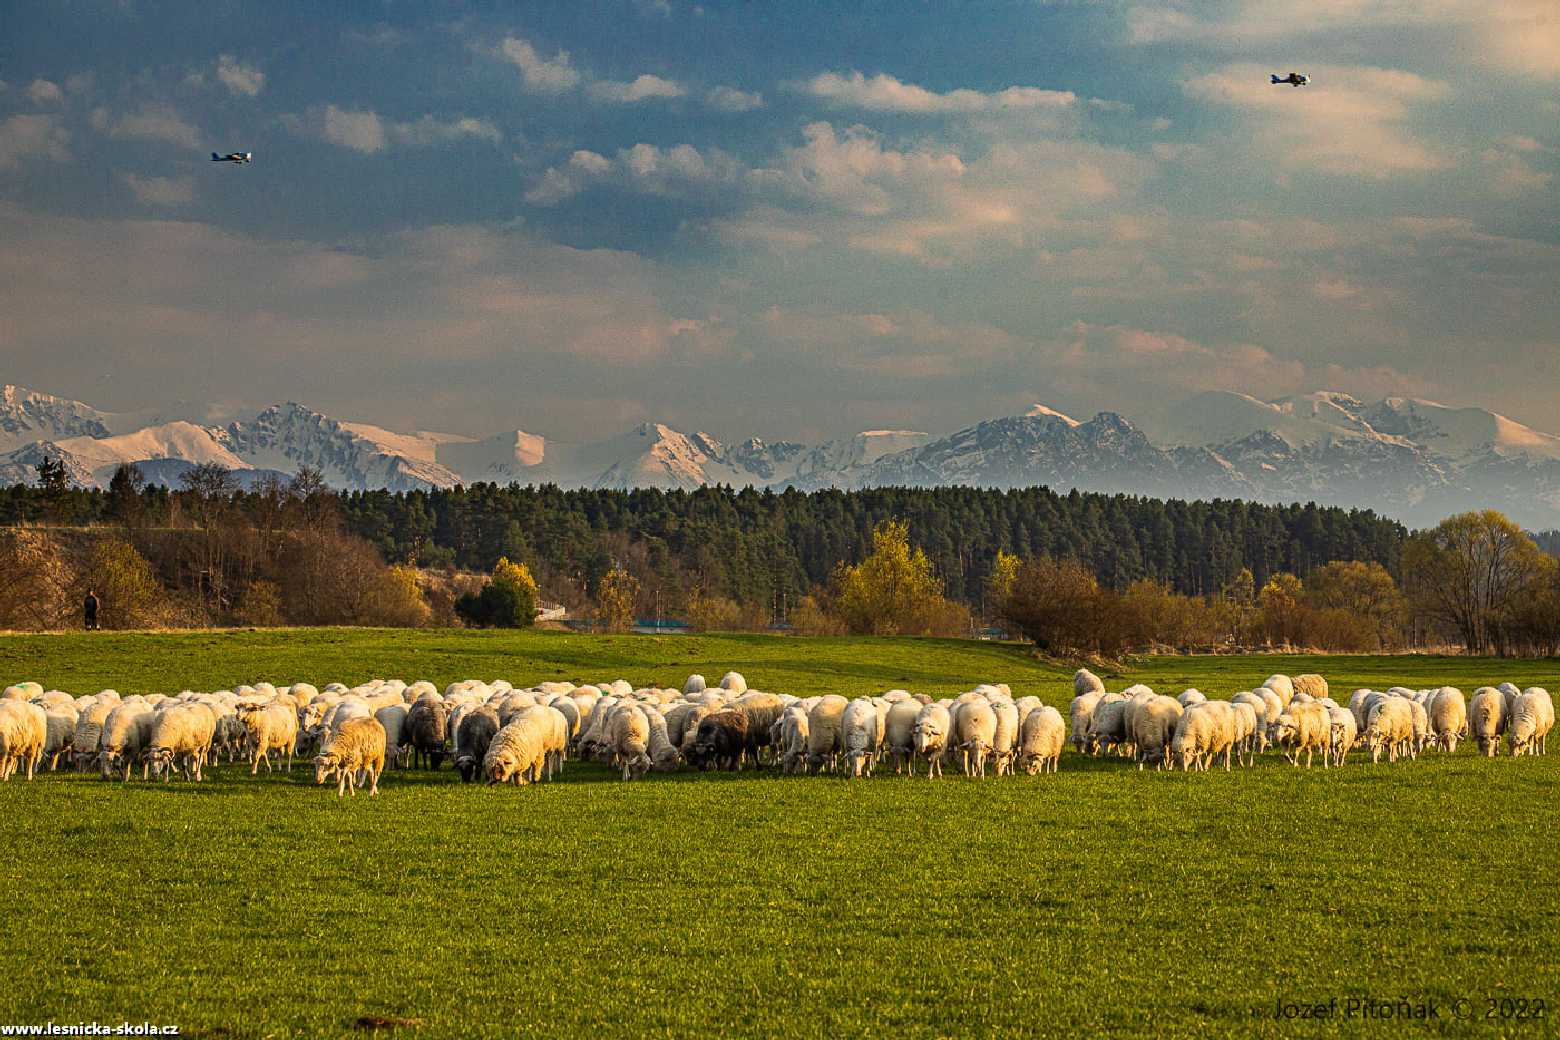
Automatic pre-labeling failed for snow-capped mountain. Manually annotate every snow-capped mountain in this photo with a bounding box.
[5,383,1560,527]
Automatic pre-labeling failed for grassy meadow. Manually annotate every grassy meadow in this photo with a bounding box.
[2,628,1558,1038]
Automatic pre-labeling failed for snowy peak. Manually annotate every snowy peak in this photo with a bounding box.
[1363,397,1560,461]
[1025,403,1082,427]
[0,384,113,452]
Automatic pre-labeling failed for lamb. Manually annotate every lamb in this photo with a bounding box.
[911,703,951,778]
[1271,701,1329,769]
[483,713,551,785]
[1508,688,1554,757]
[689,710,749,772]
[0,701,47,781]
[883,698,922,775]
[143,703,217,782]
[452,707,501,782]
[1364,698,1415,764]
[841,697,882,778]
[237,702,299,774]
[609,704,654,780]
[954,699,998,778]
[97,702,154,781]
[1130,695,1183,770]
[1325,706,1358,767]
[805,695,849,774]
[406,697,448,770]
[1468,688,1505,757]
[312,717,387,796]
[1017,705,1065,775]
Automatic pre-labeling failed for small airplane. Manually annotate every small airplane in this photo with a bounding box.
[1269,73,1309,87]
[211,151,253,163]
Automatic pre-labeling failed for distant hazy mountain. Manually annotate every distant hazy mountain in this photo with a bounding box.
[4,382,1560,528]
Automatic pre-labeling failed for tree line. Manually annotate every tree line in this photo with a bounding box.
[5,463,1559,654]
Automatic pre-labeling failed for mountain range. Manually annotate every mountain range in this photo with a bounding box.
[4,383,1560,529]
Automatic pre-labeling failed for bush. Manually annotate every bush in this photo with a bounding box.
[454,557,537,628]
[236,580,284,627]
[81,537,169,629]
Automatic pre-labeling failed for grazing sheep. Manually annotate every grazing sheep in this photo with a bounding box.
[911,703,951,778]
[72,701,116,772]
[720,671,748,694]
[990,700,1020,776]
[1073,668,1106,698]
[0,701,48,781]
[452,707,501,783]
[1364,698,1415,764]
[42,710,75,771]
[1468,688,1504,757]
[777,706,810,774]
[143,703,217,782]
[1272,701,1330,769]
[609,704,653,780]
[1262,675,1295,708]
[883,699,922,775]
[406,698,448,770]
[1325,706,1358,767]
[312,717,387,796]
[1229,701,1259,767]
[805,696,849,774]
[97,702,154,781]
[690,710,749,772]
[1177,689,1206,708]
[954,699,998,778]
[1130,695,1183,770]
[1231,692,1269,751]
[375,703,411,768]
[683,674,707,696]
[237,703,299,775]
[1292,674,1328,701]
[483,714,551,786]
[1017,705,1065,775]
[1069,690,1104,755]
[645,709,682,772]
[1508,688,1555,757]
[1086,698,1130,757]
[731,692,787,766]
[841,697,882,778]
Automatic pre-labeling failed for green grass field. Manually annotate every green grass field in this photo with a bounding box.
[3,629,1558,1038]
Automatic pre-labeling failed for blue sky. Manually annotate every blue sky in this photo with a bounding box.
[1,1,1556,441]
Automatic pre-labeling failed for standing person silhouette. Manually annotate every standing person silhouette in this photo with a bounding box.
[84,589,101,631]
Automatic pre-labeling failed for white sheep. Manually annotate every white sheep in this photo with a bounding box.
[777,706,810,774]
[1017,705,1065,775]
[806,695,849,774]
[610,703,653,780]
[1365,698,1414,764]
[954,699,998,778]
[1069,690,1104,754]
[237,702,299,774]
[97,702,154,781]
[990,700,1020,776]
[1130,695,1183,770]
[1468,688,1505,757]
[0,701,47,781]
[1429,687,1466,753]
[1325,706,1358,767]
[1074,668,1106,698]
[483,713,551,785]
[1508,688,1554,757]
[911,702,951,778]
[841,697,882,778]
[882,699,921,775]
[313,716,387,796]
[1262,675,1295,707]
[143,703,217,782]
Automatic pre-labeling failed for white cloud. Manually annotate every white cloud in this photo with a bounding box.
[1185,64,1452,177]
[1127,1,1560,81]
[321,105,385,153]
[1482,146,1553,198]
[706,85,763,112]
[498,36,581,93]
[0,114,71,170]
[799,70,1075,113]
[122,173,194,206]
[588,74,686,103]
[25,79,64,105]
[286,107,500,153]
[215,55,265,97]
[526,143,738,205]
[94,103,204,150]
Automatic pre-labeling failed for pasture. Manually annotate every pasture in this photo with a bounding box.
[3,629,1558,1038]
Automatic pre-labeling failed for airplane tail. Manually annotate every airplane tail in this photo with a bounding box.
[1270,75,1281,84]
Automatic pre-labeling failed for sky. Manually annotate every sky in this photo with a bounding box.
[0,0,1556,443]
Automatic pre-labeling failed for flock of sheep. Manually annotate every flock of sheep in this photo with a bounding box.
[0,668,1552,794]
